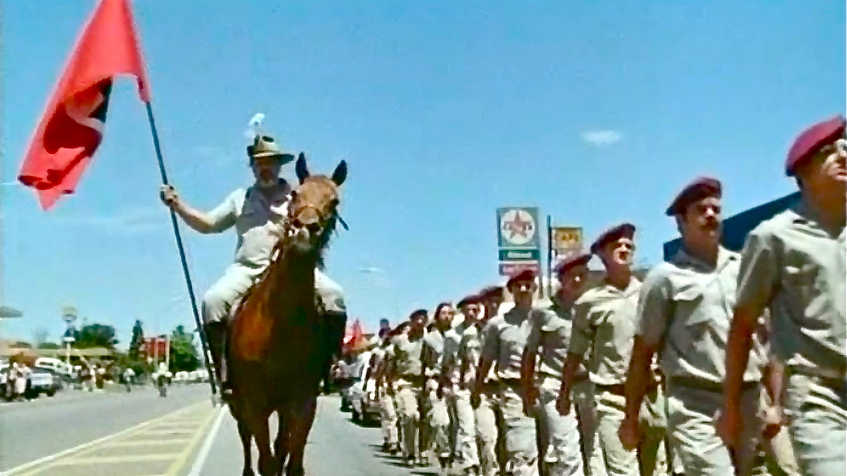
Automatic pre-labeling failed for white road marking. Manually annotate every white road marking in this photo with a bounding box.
[186,406,228,476]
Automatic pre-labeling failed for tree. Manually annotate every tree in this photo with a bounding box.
[169,325,200,372]
[76,323,118,349]
[128,320,144,361]
[38,342,61,350]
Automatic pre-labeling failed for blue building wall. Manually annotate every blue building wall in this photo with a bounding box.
[663,192,801,260]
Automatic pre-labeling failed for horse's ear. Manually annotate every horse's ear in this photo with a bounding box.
[295,152,309,184]
[331,160,347,186]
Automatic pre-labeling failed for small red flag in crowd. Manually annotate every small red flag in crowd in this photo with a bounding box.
[17,0,151,210]
[343,319,365,348]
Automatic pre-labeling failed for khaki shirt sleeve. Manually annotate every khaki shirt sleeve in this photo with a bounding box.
[568,297,593,357]
[736,226,779,312]
[637,268,672,347]
[206,190,239,233]
[480,321,499,362]
[525,310,546,353]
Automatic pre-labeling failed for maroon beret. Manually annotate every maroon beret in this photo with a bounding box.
[554,252,593,275]
[457,294,481,308]
[505,269,537,289]
[478,285,504,299]
[409,309,428,320]
[786,115,846,176]
[665,176,722,216]
[590,223,636,254]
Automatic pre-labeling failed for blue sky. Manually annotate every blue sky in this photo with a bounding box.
[2,0,844,346]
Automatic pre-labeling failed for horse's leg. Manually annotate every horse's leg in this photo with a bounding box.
[235,415,255,476]
[252,411,278,476]
[274,409,289,476]
[285,397,318,476]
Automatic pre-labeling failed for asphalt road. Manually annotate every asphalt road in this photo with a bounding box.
[1,386,442,476]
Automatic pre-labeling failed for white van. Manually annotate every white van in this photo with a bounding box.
[34,357,72,376]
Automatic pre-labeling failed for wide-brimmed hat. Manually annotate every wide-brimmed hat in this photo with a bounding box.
[247,134,295,164]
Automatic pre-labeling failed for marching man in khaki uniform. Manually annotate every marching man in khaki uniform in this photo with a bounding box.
[557,224,662,476]
[523,253,592,476]
[368,329,399,454]
[620,177,765,475]
[158,122,347,399]
[721,115,847,476]
[441,294,485,474]
[474,269,543,476]
[391,309,430,467]
[461,286,505,476]
[422,303,455,467]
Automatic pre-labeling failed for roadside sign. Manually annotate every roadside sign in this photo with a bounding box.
[497,207,540,249]
[498,261,540,276]
[498,249,540,261]
[497,207,541,276]
[551,226,584,263]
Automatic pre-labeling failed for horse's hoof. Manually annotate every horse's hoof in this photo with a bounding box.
[242,470,255,476]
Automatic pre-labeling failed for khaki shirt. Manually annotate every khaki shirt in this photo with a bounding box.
[481,307,535,381]
[459,323,497,386]
[422,329,446,378]
[638,247,762,384]
[206,181,293,269]
[736,202,847,378]
[392,333,425,378]
[569,277,641,386]
[527,297,575,379]
[443,320,475,384]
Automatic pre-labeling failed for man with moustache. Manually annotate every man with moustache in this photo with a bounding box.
[474,270,543,476]
[619,177,765,475]
[522,253,592,476]
[159,131,346,400]
[722,115,847,476]
[557,224,659,476]
[422,303,455,467]
[441,295,485,474]
[461,286,505,476]
[391,309,430,467]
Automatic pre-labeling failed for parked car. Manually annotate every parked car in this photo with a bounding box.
[348,378,381,425]
[26,368,60,398]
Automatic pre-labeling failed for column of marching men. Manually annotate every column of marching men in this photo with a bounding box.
[360,114,845,476]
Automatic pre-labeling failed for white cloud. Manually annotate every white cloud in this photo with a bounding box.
[581,129,623,147]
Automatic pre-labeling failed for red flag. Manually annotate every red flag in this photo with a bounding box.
[343,319,364,347]
[17,0,150,210]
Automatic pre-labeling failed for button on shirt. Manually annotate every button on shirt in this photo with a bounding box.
[569,278,641,386]
[481,307,535,381]
[637,246,763,384]
[736,202,847,378]
[526,297,576,379]
[206,181,293,270]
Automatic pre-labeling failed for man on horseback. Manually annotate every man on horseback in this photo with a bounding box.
[158,125,347,401]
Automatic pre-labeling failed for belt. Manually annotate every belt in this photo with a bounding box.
[668,376,757,394]
[594,383,625,395]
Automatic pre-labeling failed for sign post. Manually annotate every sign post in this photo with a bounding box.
[61,305,78,370]
[497,207,542,292]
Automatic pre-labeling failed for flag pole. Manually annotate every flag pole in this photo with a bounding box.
[143,102,218,397]
[546,215,553,297]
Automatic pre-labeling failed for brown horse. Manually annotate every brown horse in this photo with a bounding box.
[227,153,347,476]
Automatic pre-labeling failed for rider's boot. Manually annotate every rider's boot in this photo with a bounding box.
[322,310,347,394]
[204,321,233,402]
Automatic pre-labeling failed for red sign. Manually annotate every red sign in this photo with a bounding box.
[498,261,540,276]
[142,336,168,357]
